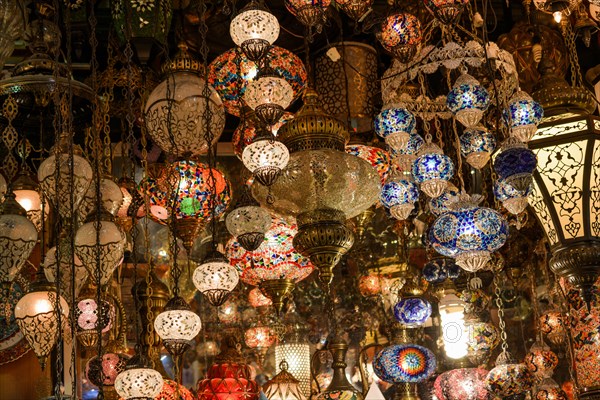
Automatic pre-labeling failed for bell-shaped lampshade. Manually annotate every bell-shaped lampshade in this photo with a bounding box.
[43,243,88,299]
[154,296,202,357]
[230,0,280,62]
[503,91,544,143]
[446,73,490,129]
[74,209,125,286]
[193,251,240,306]
[380,176,419,220]
[429,194,508,272]
[244,68,294,126]
[14,280,69,370]
[263,360,306,400]
[459,127,496,169]
[494,141,537,192]
[0,193,38,283]
[412,143,455,198]
[144,44,225,157]
[242,134,290,189]
[374,107,416,152]
[378,12,422,62]
[37,135,93,218]
[115,355,164,400]
[12,171,47,231]
[493,178,532,215]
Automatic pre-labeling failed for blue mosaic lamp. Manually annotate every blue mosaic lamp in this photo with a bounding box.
[493,141,537,192]
[429,193,509,272]
[429,184,459,216]
[412,143,455,198]
[393,297,432,327]
[374,107,417,152]
[380,177,419,220]
[373,344,437,383]
[503,91,543,143]
[493,178,532,215]
[389,132,424,172]
[422,257,459,283]
[446,73,490,128]
[459,127,496,169]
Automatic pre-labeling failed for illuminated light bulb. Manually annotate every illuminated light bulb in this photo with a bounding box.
[553,11,562,23]
[439,291,468,359]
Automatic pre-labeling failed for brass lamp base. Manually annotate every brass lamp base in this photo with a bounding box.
[175,218,206,254]
[259,278,295,316]
[393,383,420,400]
[293,208,354,288]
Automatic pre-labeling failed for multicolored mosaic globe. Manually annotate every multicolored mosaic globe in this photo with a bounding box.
[209,46,307,116]
[434,367,491,400]
[226,218,314,286]
[486,361,534,397]
[345,144,392,184]
[373,344,437,383]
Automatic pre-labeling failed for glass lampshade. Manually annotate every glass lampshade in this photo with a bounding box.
[380,177,419,220]
[374,107,417,152]
[373,344,437,383]
[504,91,544,143]
[115,365,164,400]
[393,297,432,327]
[539,311,566,345]
[11,171,47,231]
[434,367,490,400]
[74,294,113,348]
[14,289,69,369]
[422,258,454,283]
[276,341,312,397]
[145,48,225,157]
[79,175,124,221]
[438,292,468,359]
[494,142,537,192]
[154,298,201,343]
[264,361,306,400]
[485,353,533,397]
[446,73,490,129]
[466,320,499,364]
[0,195,38,283]
[429,184,460,216]
[244,324,276,349]
[459,127,496,170]
[242,137,290,178]
[86,351,130,387]
[193,252,240,306]
[233,108,294,159]
[525,339,559,379]
[37,144,93,219]
[43,244,88,299]
[389,132,424,172]
[248,287,272,307]
[225,205,272,244]
[358,274,384,297]
[285,0,331,28]
[345,145,392,185]
[335,0,373,20]
[535,378,569,400]
[244,71,294,125]
[493,178,532,215]
[378,12,422,62]
[251,149,380,219]
[423,0,469,23]
[230,0,280,62]
[412,143,455,198]
[74,217,125,286]
[226,218,314,286]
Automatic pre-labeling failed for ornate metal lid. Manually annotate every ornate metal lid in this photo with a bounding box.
[277,88,349,153]
[161,43,205,76]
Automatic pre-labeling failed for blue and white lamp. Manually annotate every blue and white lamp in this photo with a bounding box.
[503,91,543,143]
[459,127,496,169]
[412,142,455,198]
[493,178,532,215]
[493,141,537,193]
[380,177,419,220]
[447,72,490,129]
[374,107,417,152]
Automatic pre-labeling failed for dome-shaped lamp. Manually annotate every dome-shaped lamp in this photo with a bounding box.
[429,194,508,272]
[504,91,544,143]
[485,351,534,397]
[230,0,280,63]
[193,251,240,306]
[115,354,164,400]
[459,127,496,170]
[374,107,416,153]
[245,67,294,127]
[144,43,225,157]
[380,176,419,220]
[74,208,125,286]
[493,141,537,193]
[446,73,490,129]
[423,0,469,24]
[412,142,455,198]
[378,12,422,63]
[11,170,47,231]
[154,296,202,357]
[0,192,38,283]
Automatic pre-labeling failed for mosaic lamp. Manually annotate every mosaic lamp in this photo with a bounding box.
[494,141,537,193]
[503,90,544,143]
[493,178,532,215]
[244,67,294,127]
[446,72,490,129]
[524,339,559,379]
[334,0,373,21]
[115,354,164,400]
[43,243,88,299]
[86,345,130,390]
[264,360,306,400]
[285,0,331,31]
[423,0,469,24]
[459,127,496,170]
[154,296,202,357]
[144,43,225,157]
[434,367,491,400]
[429,184,460,217]
[429,193,508,272]
[539,311,566,345]
[225,187,272,252]
[380,176,419,221]
[248,287,272,308]
[411,142,455,198]
[242,129,290,197]
[373,344,437,383]
[535,377,569,400]
[485,351,534,397]
[193,251,240,306]
[230,0,280,63]
[378,12,422,63]
[393,296,432,327]
[389,132,424,172]
[374,107,417,152]
[0,192,38,283]
[244,323,277,366]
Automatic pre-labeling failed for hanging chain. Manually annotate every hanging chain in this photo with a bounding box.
[493,273,509,355]
[102,39,115,174]
[560,21,583,88]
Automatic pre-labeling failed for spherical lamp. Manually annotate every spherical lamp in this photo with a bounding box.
[154,296,201,357]
[86,349,130,389]
[230,0,280,63]
[380,177,419,220]
[285,0,331,30]
[115,355,164,400]
[374,107,417,152]
[539,311,566,345]
[393,297,432,327]
[485,352,534,397]
[335,0,373,21]
[434,368,491,400]
[244,68,294,127]
[459,127,496,169]
[226,198,272,252]
[535,378,569,400]
[423,0,469,24]
[193,251,240,306]
[446,73,490,129]
[242,132,290,192]
[525,339,559,379]
[493,178,532,215]
[378,12,422,62]
[494,141,537,193]
[504,91,544,143]
[412,143,455,198]
[144,44,225,157]
[373,344,437,383]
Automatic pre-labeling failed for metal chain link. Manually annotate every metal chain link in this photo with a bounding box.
[493,273,509,354]
[560,21,583,88]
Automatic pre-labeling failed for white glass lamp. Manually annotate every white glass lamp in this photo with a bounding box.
[193,251,239,306]
[154,296,202,356]
[230,0,280,62]
[244,68,294,126]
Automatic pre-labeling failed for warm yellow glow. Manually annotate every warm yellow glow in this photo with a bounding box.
[439,292,468,359]
[553,11,562,23]
[276,342,311,397]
